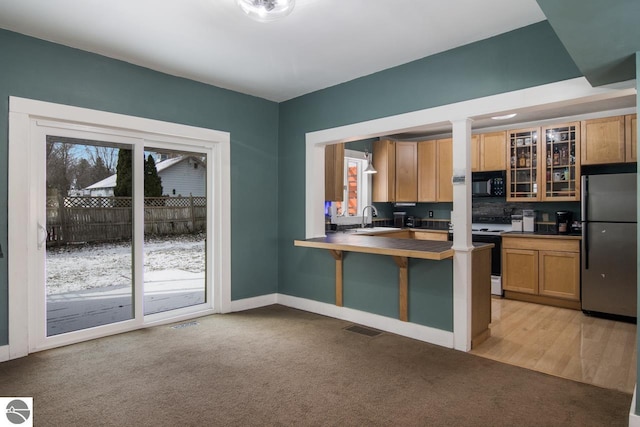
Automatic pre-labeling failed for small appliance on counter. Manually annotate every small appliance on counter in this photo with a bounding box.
[511,214,523,232]
[523,209,536,232]
[555,211,572,234]
[393,212,406,228]
[405,216,415,227]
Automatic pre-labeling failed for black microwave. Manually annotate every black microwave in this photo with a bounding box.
[472,171,505,197]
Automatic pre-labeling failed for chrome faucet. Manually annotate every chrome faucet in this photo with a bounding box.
[361,205,378,228]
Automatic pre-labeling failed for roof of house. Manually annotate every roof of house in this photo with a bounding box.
[86,155,203,190]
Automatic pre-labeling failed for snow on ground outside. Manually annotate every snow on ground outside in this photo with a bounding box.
[46,233,205,295]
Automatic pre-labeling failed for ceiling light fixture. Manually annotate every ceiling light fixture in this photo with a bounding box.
[236,0,295,22]
[364,150,377,174]
[491,113,517,120]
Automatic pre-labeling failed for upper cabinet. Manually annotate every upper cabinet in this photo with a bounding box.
[372,140,419,203]
[395,141,418,202]
[541,122,580,201]
[436,138,453,202]
[324,143,344,201]
[626,114,637,163]
[372,140,396,202]
[581,115,626,165]
[417,140,437,202]
[477,131,507,171]
[507,128,540,201]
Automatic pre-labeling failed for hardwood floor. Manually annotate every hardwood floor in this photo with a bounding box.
[471,297,637,394]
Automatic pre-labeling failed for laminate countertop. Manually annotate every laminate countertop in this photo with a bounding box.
[294,233,492,261]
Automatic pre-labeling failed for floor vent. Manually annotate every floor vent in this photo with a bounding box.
[171,321,199,329]
[345,325,382,337]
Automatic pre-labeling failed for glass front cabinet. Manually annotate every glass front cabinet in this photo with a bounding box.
[507,128,540,201]
[541,122,580,201]
[507,124,581,202]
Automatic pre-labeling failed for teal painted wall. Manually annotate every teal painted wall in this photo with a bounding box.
[0,29,280,345]
[278,21,581,329]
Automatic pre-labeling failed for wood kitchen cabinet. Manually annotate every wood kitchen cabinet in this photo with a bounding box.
[541,122,580,201]
[372,140,417,202]
[417,140,437,202]
[437,138,453,202]
[581,115,626,165]
[506,127,541,201]
[626,114,637,162]
[472,132,506,172]
[417,138,452,202]
[539,250,581,300]
[324,143,344,201]
[395,141,418,202]
[503,248,538,294]
[372,140,396,202]
[471,135,480,172]
[502,235,580,310]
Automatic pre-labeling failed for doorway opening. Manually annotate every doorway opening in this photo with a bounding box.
[8,97,231,356]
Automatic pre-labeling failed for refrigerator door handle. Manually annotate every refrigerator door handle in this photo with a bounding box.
[581,175,588,222]
[583,224,589,270]
[582,175,589,270]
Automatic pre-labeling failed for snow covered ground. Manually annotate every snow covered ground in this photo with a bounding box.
[46,233,206,295]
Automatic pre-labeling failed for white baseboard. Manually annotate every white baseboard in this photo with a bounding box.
[230,293,278,312]
[630,385,640,427]
[276,294,454,349]
[0,345,9,362]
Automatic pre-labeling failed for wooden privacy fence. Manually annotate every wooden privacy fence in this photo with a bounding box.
[46,195,206,245]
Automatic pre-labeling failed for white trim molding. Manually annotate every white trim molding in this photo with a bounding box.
[277,294,454,348]
[8,96,232,358]
[631,386,640,427]
[0,345,9,362]
[230,294,278,312]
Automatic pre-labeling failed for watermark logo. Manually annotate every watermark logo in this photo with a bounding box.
[0,398,32,427]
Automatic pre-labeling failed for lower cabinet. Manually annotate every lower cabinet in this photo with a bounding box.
[502,236,580,309]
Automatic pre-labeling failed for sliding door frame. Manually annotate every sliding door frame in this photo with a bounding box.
[8,97,231,357]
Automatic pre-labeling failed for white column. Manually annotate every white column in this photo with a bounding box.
[451,118,473,351]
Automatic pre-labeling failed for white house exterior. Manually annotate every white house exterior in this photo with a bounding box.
[85,155,206,197]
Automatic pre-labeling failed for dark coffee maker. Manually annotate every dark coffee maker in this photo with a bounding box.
[555,211,572,234]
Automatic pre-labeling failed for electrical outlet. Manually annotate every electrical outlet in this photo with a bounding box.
[428,210,434,218]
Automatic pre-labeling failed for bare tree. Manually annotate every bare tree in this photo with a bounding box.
[46,141,76,195]
[84,145,118,173]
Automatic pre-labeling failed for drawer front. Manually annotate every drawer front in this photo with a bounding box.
[502,236,579,252]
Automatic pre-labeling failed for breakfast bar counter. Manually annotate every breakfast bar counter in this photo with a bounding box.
[294,233,493,346]
[294,233,456,260]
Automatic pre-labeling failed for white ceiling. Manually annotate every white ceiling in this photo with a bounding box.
[0,0,547,102]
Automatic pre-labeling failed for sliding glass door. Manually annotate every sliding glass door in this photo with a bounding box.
[142,147,207,315]
[30,124,214,349]
[45,137,135,336]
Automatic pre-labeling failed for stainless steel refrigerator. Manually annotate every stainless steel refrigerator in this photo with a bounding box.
[581,173,637,318]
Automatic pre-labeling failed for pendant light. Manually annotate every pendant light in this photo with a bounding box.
[364,150,377,174]
[236,0,296,22]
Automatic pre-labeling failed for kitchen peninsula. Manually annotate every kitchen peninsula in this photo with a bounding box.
[294,231,493,348]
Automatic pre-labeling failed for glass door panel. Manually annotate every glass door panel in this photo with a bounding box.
[142,148,207,315]
[507,128,540,201]
[542,122,580,201]
[45,136,133,336]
